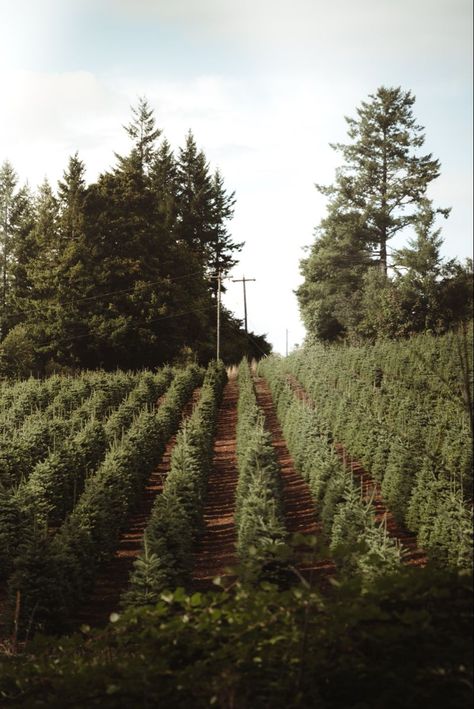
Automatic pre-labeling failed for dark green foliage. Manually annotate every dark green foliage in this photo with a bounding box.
[280,328,473,570]
[0,416,69,488]
[234,360,289,584]
[297,86,470,343]
[124,360,227,605]
[18,419,108,528]
[329,485,401,582]
[0,101,264,372]
[406,460,472,569]
[103,367,172,442]
[0,487,27,582]
[381,439,420,524]
[0,569,471,709]
[6,365,203,634]
[259,357,405,583]
[319,470,347,535]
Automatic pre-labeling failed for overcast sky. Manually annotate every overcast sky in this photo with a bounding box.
[0,0,472,353]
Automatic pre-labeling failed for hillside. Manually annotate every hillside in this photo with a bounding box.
[0,328,472,707]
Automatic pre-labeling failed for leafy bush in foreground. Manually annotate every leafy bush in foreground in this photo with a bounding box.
[0,568,471,709]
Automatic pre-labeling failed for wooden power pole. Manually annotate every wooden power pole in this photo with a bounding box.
[232,275,256,334]
[216,270,221,360]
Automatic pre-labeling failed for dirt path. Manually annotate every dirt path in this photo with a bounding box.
[253,375,336,585]
[74,389,201,628]
[287,374,427,567]
[191,376,239,592]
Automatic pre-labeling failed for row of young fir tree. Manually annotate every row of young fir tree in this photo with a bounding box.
[0,98,270,374]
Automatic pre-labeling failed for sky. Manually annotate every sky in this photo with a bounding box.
[0,0,472,354]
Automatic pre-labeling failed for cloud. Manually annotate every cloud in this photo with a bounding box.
[111,0,472,70]
[0,69,129,184]
[0,0,470,351]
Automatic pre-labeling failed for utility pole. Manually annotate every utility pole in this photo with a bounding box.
[210,270,223,360]
[232,275,256,334]
[216,270,221,361]
[286,329,288,357]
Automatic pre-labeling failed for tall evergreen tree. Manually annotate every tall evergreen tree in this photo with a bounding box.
[52,154,93,364]
[391,202,468,333]
[57,152,87,245]
[150,139,179,235]
[318,86,447,276]
[116,97,162,175]
[81,103,215,368]
[297,209,373,340]
[207,169,242,295]
[0,161,20,336]
[25,181,61,359]
[298,86,451,342]
[176,131,215,262]
[8,184,37,327]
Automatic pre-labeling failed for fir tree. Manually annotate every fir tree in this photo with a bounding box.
[0,161,22,336]
[321,86,447,276]
[298,86,450,342]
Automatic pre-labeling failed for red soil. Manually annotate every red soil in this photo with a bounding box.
[191,376,240,591]
[73,389,201,628]
[287,374,427,567]
[253,375,337,585]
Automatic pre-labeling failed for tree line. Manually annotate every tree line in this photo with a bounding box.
[0,98,270,376]
[297,86,472,342]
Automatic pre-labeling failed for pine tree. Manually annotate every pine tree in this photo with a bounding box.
[5,183,36,331]
[57,152,87,246]
[297,209,372,339]
[392,201,453,332]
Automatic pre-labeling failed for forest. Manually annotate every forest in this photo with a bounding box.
[0,98,270,376]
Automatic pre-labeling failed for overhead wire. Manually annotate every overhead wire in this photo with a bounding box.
[19,269,205,313]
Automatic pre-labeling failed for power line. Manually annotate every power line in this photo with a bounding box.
[48,302,219,348]
[16,269,205,315]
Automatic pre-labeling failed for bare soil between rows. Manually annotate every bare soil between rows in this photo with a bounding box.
[1,368,427,641]
[191,375,240,591]
[73,389,201,628]
[287,374,427,566]
[253,375,337,586]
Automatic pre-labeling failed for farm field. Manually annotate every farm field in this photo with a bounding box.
[0,328,472,708]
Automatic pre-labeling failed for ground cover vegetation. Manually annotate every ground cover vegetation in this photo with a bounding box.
[0,100,270,375]
[297,86,472,342]
[0,569,471,708]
